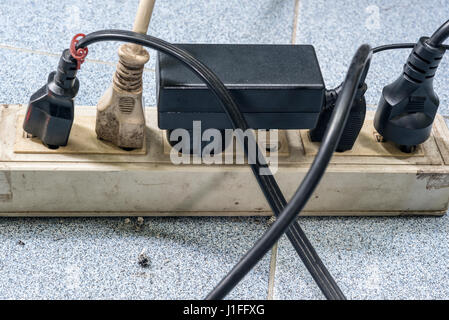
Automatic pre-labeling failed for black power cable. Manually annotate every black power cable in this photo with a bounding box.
[76,30,344,300]
[372,43,449,53]
[206,44,373,300]
[373,20,449,53]
[429,19,449,47]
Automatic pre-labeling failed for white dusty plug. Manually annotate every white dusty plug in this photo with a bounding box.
[95,0,155,149]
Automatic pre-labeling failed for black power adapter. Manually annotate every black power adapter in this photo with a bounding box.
[157,43,368,152]
[157,44,325,131]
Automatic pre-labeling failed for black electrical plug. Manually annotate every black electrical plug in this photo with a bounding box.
[374,37,446,152]
[310,82,367,152]
[23,49,80,149]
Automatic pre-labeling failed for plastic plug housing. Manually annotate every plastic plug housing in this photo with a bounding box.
[23,49,79,149]
[310,83,367,152]
[374,37,446,150]
[96,43,149,150]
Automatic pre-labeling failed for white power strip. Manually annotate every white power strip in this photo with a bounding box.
[1,104,448,216]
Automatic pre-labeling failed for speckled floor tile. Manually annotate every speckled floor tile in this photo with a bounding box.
[294,0,449,115]
[0,216,272,299]
[274,215,449,300]
[0,0,295,104]
[0,47,156,106]
[0,0,296,70]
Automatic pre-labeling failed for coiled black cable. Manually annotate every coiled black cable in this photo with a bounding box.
[76,30,344,300]
[207,44,373,300]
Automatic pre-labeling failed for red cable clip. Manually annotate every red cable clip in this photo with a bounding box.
[70,33,88,69]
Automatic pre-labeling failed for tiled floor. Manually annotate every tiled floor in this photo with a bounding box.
[0,0,449,299]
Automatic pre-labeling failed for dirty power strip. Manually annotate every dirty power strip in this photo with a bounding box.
[1,104,449,216]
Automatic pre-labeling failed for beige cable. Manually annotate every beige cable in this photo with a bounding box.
[133,0,156,34]
[130,0,156,52]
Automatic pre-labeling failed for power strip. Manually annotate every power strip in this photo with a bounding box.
[1,104,448,216]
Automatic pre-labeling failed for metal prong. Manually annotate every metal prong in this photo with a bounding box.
[23,131,34,139]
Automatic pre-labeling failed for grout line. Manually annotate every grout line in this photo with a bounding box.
[268,1,301,299]
[290,0,301,44]
[0,43,155,72]
[0,43,60,58]
[267,241,278,300]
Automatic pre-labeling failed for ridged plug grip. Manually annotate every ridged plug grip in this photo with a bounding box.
[374,37,446,148]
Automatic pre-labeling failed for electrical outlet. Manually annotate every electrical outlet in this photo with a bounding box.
[15,114,146,155]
